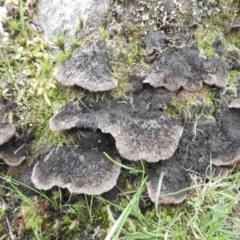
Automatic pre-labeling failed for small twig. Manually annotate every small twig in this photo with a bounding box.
[192,119,204,142]
[179,144,189,164]
[5,216,14,240]
[182,166,200,175]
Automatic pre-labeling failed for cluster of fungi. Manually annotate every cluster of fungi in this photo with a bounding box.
[1,25,240,204]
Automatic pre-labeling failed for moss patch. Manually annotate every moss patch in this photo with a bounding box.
[167,85,217,121]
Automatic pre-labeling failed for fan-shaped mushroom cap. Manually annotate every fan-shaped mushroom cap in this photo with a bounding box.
[49,101,97,131]
[205,165,232,180]
[225,17,240,34]
[0,100,15,145]
[31,147,121,195]
[143,45,227,92]
[143,47,204,92]
[203,56,227,88]
[146,116,239,205]
[142,30,186,62]
[147,158,232,205]
[228,98,240,108]
[221,108,240,141]
[211,108,240,165]
[50,101,183,162]
[132,78,171,111]
[211,149,240,166]
[54,41,118,92]
[0,151,25,166]
[228,86,240,109]
[147,159,189,204]
[99,112,183,162]
[175,117,240,168]
[0,122,15,145]
[142,31,170,60]
[0,135,28,166]
[0,100,26,166]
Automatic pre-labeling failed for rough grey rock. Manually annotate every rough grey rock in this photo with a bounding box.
[35,0,110,48]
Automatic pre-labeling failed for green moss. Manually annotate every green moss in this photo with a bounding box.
[109,33,150,99]
[228,70,239,85]
[226,30,240,49]
[9,20,21,36]
[0,11,91,150]
[222,70,240,97]
[54,32,65,51]
[98,26,110,40]
[167,91,199,119]
[167,86,216,121]
[176,1,240,120]
[55,51,71,63]
[110,62,132,99]
[193,1,238,57]
[22,85,86,152]
[205,47,216,57]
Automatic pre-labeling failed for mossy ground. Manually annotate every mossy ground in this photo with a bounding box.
[0,0,240,239]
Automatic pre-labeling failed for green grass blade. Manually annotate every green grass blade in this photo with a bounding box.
[1,52,27,102]
[103,152,144,174]
[19,0,26,36]
[105,176,147,240]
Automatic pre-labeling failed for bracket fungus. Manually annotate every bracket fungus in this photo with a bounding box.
[228,98,240,108]
[142,30,171,61]
[0,100,15,145]
[0,122,15,146]
[143,46,227,91]
[54,41,118,92]
[143,46,205,92]
[225,17,240,34]
[146,117,240,204]
[50,100,183,162]
[211,108,240,166]
[229,88,240,108]
[98,111,183,162]
[179,118,240,168]
[49,101,91,132]
[0,131,28,166]
[147,158,189,204]
[131,72,171,111]
[142,30,227,92]
[0,100,26,166]
[203,56,227,88]
[0,144,26,166]
[142,30,186,62]
[31,146,121,195]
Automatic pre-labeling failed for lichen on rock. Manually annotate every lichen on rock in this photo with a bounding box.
[35,0,110,48]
